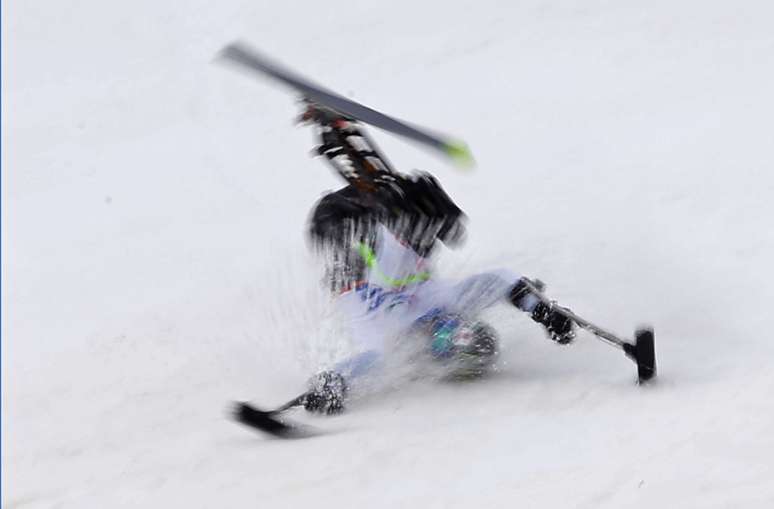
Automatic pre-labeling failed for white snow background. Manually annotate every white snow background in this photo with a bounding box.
[3,0,774,507]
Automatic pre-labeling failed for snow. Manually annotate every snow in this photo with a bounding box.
[4,0,774,507]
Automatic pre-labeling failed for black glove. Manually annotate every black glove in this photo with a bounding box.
[303,371,348,415]
[531,302,576,345]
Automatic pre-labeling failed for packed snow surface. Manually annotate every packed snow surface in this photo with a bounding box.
[4,0,774,507]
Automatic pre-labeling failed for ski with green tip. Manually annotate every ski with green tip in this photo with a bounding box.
[218,41,475,169]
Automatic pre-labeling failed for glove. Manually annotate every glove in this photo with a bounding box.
[531,301,576,345]
[303,371,348,415]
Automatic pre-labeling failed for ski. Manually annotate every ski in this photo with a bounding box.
[232,401,319,439]
[217,41,474,168]
[232,392,323,439]
[623,328,657,383]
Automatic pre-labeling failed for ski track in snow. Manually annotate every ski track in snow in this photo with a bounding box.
[4,0,774,507]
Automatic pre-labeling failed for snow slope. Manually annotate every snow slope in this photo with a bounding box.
[4,0,774,507]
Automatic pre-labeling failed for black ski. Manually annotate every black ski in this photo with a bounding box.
[217,41,474,168]
[622,328,657,383]
[232,393,319,439]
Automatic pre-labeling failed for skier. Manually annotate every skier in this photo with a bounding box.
[221,45,655,435]
[299,103,576,414]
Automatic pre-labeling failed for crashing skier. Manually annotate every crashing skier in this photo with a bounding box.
[219,41,656,437]
[300,103,575,414]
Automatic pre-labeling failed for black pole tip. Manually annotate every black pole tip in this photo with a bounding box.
[634,327,657,383]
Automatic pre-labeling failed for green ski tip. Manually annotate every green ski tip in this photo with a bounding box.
[443,140,475,169]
